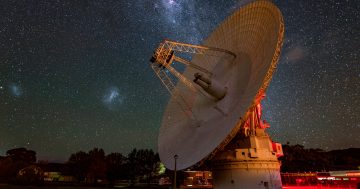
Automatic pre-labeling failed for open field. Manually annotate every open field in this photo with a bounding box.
[0,184,103,189]
[0,184,100,189]
[0,183,170,189]
[0,185,359,189]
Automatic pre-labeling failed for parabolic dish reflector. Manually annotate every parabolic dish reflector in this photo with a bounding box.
[158,0,284,170]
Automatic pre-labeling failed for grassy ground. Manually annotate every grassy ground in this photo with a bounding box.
[0,184,358,189]
[0,183,171,189]
[0,184,99,189]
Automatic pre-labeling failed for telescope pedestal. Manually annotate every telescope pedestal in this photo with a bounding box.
[212,134,282,189]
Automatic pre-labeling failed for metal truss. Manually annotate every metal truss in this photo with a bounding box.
[151,63,195,119]
[150,39,236,119]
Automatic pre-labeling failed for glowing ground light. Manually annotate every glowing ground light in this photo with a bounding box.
[158,162,166,175]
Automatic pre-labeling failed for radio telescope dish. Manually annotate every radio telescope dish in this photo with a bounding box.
[151,0,284,171]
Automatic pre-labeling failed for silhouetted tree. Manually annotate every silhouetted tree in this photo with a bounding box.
[137,149,160,185]
[106,152,126,186]
[280,144,330,172]
[7,148,36,164]
[327,148,360,170]
[87,148,106,185]
[127,148,140,185]
[67,151,89,182]
[67,148,160,185]
[126,148,160,185]
[0,148,37,182]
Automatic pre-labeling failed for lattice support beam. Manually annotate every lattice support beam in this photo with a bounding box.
[150,40,236,120]
[151,64,194,119]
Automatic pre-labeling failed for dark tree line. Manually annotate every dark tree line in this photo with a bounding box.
[280,144,360,172]
[0,148,37,183]
[1,145,359,185]
[67,148,160,186]
[0,147,160,186]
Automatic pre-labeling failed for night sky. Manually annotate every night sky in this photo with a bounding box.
[0,0,359,162]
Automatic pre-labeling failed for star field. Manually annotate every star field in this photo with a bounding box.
[263,0,360,150]
[0,0,359,161]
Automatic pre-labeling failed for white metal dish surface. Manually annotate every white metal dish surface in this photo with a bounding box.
[158,0,284,170]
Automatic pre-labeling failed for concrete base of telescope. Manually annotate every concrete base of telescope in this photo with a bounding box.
[212,132,283,189]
